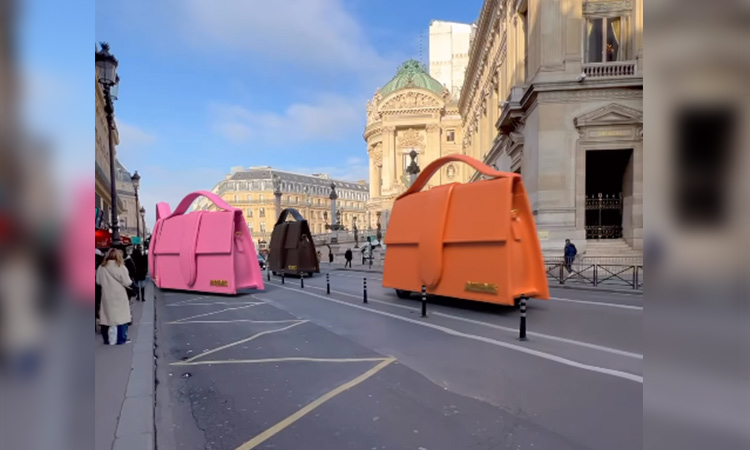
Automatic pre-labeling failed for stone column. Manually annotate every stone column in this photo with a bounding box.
[425,124,440,186]
[635,0,643,74]
[381,127,396,192]
[369,156,379,198]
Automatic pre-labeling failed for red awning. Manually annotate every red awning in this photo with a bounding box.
[95,229,132,248]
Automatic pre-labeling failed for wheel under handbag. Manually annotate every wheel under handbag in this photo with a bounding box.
[382,155,549,306]
[148,191,265,294]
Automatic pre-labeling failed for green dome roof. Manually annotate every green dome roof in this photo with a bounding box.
[380,59,446,97]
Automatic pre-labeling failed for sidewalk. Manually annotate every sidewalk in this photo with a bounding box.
[95,282,155,450]
[326,262,642,295]
[325,261,384,274]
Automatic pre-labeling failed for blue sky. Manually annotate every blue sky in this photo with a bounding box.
[27,0,484,225]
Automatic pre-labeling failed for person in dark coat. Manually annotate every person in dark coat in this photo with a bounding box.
[132,247,148,301]
[344,248,353,268]
[95,249,105,320]
[564,239,577,275]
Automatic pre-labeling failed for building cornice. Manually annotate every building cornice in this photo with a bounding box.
[458,0,503,115]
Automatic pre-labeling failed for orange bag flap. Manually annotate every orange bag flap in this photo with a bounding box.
[442,178,512,243]
[417,184,455,290]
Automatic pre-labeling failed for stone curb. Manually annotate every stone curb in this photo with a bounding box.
[113,282,155,450]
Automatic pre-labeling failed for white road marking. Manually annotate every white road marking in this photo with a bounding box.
[173,357,390,366]
[167,319,301,325]
[303,285,642,359]
[167,302,262,306]
[549,297,643,310]
[269,282,643,383]
[178,320,308,364]
[172,303,264,323]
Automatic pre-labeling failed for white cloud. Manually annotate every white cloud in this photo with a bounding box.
[117,121,156,150]
[181,0,392,76]
[210,94,365,145]
[285,159,370,184]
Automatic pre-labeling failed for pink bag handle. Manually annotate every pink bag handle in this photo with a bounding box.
[397,155,518,200]
[167,191,238,219]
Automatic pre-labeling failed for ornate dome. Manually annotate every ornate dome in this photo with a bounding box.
[379,59,446,97]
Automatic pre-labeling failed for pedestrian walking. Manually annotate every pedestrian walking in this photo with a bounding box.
[95,248,104,321]
[344,248,353,268]
[96,249,133,345]
[123,246,137,300]
[132,247,148,301]
[564,239,577,277]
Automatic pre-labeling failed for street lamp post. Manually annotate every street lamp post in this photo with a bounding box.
[139,206,146,250]
[272,174,282,222]
[329,182,338,231]
[96,42,122,247]
[406,149,421,187]
[132,170,141,244]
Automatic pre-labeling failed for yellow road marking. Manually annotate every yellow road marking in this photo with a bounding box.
[234,358,395,450]
[173,357,390,366]
[167,319,301,325]
[173,303,263,323]
[181,321,307,364]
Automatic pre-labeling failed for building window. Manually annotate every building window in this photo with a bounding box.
[233,195,238,202]
[249,223,254,232]
[260,194,264,202]
[259,207,266,218]
[287,195,291,203]
[247,208,253,218]
[585,16,626,63]
[260,222,266,233]
[247,194,252,201]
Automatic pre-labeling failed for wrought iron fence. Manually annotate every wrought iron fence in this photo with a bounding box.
[545,259,643,290]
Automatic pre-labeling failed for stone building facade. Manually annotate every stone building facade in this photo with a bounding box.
[459,0,643,257]
[114,161,147,238]
[196,167,369,250]
[428,20,473,100]
[364,60,464,229]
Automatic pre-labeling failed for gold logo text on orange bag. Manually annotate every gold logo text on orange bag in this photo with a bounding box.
[210,280,229,287]
[465,281,498,294]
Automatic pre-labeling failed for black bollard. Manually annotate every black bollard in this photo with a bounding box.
[363,278,368,303]
[301,273,305,289]
[267,266,270,282]
[281,271,285,284]
[421,285,427,317]
[326,273,330,295]
[518,295,528,341]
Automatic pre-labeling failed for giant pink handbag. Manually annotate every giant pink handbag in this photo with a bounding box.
[148,191,265,294]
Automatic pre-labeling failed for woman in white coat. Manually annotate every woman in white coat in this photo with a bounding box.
[96,248,133,345]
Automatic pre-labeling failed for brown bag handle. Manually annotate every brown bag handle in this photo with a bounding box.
[397,155,518,200]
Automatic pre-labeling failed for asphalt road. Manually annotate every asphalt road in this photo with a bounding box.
[155,268,642,450]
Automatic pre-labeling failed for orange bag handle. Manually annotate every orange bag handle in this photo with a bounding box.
[397,154,518,200]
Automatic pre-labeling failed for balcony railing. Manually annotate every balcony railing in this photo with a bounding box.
[582,61,637,78]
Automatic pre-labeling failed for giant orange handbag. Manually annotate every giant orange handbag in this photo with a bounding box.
[382,155,549,306]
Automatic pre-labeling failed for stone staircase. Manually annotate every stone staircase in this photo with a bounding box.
[579,239,643,264]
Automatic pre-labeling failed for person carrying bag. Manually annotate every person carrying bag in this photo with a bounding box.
[96,248,133,345]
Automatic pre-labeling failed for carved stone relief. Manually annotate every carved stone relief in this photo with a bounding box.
[583,0,633,15]
[396,128,425,149]
[370,143,383,163]
[381,91,441,110]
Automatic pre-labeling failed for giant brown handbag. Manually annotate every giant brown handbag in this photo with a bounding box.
[382,155,549,305]
[269,208,320,276]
